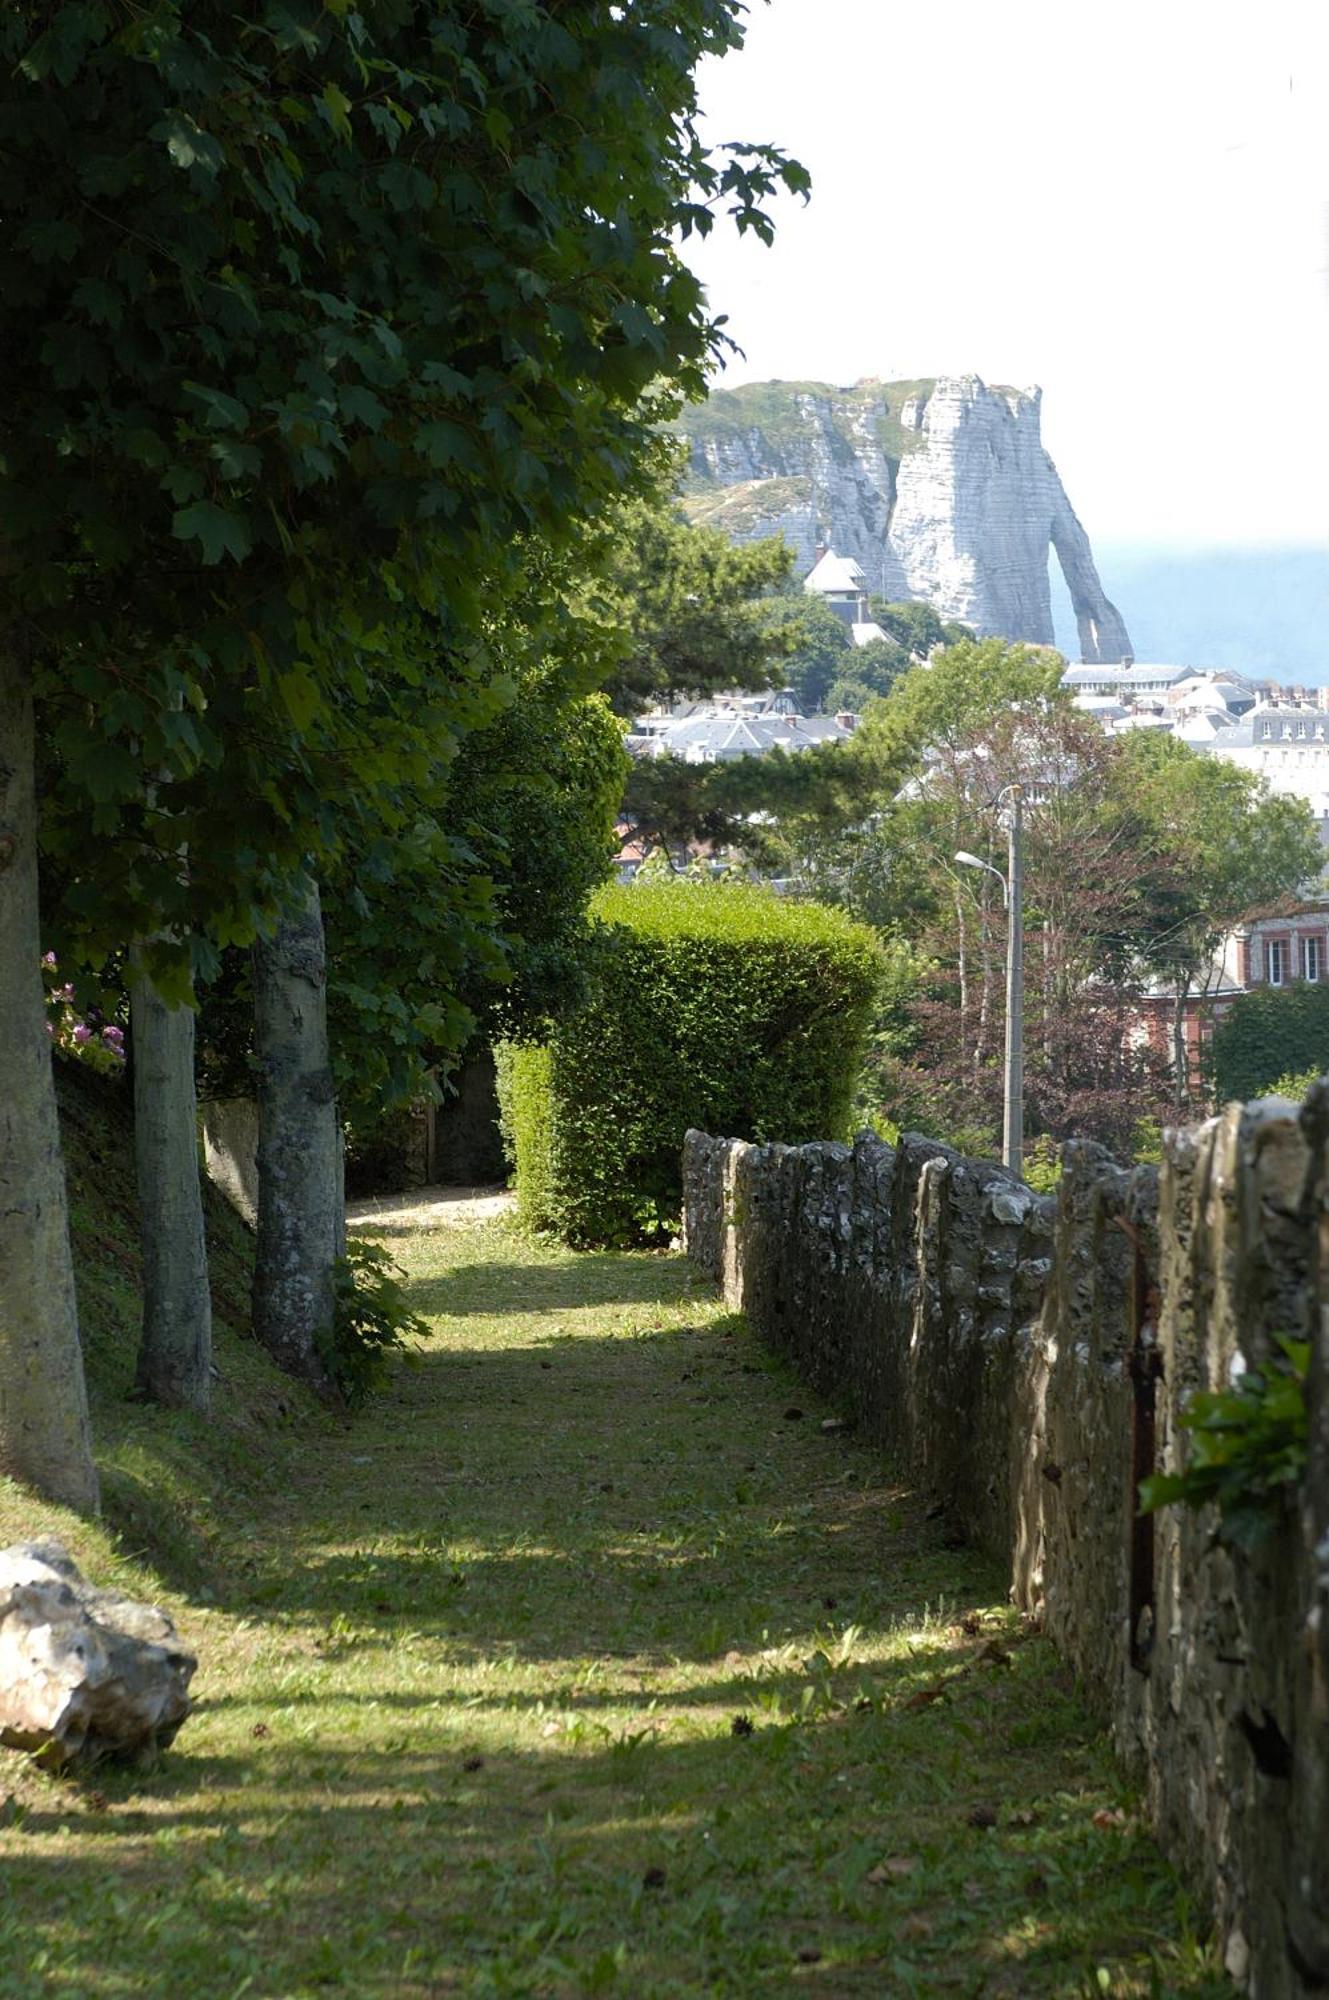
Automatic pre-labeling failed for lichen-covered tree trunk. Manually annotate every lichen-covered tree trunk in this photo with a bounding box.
[129,947,211,1409]
[251,878,341,1394]
[0,658,99,1512]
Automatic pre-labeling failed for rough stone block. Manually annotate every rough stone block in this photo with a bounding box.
[0,1542,195,1768]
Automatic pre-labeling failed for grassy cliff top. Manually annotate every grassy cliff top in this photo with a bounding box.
[674,377,940,474]
[681,475,811,533]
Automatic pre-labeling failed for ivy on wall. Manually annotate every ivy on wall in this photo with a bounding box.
[1210,983,1329,1103]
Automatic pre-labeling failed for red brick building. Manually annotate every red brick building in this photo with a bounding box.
[1138,899,1329,1086]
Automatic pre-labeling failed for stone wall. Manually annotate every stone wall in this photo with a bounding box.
[683,1105,1329,1999]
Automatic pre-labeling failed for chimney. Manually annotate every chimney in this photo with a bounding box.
[835,711,859,733]
[813,542,827,565]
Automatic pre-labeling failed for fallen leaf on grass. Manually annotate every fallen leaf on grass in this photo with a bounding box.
[904,1685,946,1711]
[1092,1807,1129,1830]
[898,1915,933,1942]
[1008,1808,1038,1827]
[867,1856,917,1884]
[251,1722,271,1740]
[967,1803,998,1829]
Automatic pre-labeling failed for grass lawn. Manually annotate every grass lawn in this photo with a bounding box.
[0,1167,1232,1996]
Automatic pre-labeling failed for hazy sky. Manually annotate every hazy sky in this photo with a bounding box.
[686,0,1329,548]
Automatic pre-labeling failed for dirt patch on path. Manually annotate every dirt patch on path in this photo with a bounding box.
[347,1183,513,1232]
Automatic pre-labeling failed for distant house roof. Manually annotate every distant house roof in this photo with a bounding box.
[804,549,867,597]
[1220,702,1329,750]
[625,702,855,764]
[1071,695,1129,718]
[850,620,887,648]
[1062,666,1118,687]
[1116,663,1192,689]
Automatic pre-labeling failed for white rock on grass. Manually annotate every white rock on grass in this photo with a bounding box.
[0,1541,195,1768]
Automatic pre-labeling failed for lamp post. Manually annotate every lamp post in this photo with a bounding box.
[955,782,1024,1175]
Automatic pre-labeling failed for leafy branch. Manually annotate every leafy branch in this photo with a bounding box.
[1139,1337,1310,1551]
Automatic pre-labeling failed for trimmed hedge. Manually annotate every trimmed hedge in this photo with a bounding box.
[1210,981,1329,1102]
[497,881,882,1245]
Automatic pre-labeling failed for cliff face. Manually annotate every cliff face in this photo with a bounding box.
[677,376,1132,664]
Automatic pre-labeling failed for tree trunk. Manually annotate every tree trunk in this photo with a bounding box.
[954,886,970,1065]
[129,947,211,1409]
[1171,973,1191,1121]
[975,889,995,1077]
[0,662,99,1511]
[251,877,342,1394]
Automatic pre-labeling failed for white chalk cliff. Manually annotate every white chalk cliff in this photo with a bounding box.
[678,376,1132,664]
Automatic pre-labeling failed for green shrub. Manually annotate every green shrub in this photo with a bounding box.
[1022,1135,1062,1194]
[498,881,882,1245]
[1267,1066,1322,1102]
[1210,981,1329,1102]
[318,1241,427,1407]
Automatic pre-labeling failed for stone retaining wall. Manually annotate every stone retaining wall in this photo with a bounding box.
[683,1103,1329,1999]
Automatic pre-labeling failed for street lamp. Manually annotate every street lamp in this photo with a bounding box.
[955,783,1024,1176]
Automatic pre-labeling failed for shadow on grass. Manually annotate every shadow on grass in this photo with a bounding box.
[97,1308,1000,1670]
[0,1684,1223,2000]
[404,1255,699,1319]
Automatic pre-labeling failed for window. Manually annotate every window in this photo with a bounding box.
[1268,939,1287,986]
[1306,937,1322,983]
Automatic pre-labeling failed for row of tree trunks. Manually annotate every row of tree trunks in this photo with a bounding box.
[128,876,343,1412]
[0,673,344,1509]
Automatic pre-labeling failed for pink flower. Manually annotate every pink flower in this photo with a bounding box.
[72,1024,93,1046]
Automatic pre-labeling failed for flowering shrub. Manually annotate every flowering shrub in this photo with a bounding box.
[42,955,125,1075]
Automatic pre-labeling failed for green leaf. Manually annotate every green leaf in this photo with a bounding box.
[154,112,224,177]
[184,382,251,431]
[277,670,322,733]
[320,82,353,142]
[171,501,252,565]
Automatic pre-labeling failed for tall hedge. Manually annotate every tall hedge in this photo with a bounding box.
[497,881,882,1245]
[1210,982,1329,1103]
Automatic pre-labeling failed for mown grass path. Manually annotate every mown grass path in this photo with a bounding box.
[0,1216,1230,1998]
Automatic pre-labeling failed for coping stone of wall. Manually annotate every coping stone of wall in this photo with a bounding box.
[682,1107,1329,1999]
